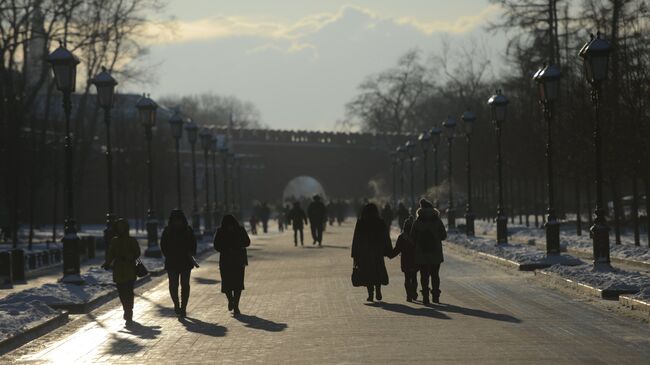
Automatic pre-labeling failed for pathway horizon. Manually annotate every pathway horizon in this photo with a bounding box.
[2,222,650,364]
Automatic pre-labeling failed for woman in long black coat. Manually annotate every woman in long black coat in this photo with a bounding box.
[351,203,393,302]
[213,214,250,316]
[160,209,197,317]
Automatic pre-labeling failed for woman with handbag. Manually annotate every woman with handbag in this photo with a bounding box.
[161,209,197,318]
[102,218,141,325]
[213,214,250,316]
[351,203,393,302]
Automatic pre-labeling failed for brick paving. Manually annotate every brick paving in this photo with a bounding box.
[2,222,650,364]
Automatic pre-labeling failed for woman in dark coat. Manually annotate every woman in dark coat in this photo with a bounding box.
[410,199,447,304]
[213,214,250,316]
[351,203,393,302]
[102,218,140,324]
[160,209,197,317]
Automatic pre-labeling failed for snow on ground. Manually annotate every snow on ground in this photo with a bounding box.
[631,287,650,301]
[475,220,650,263]
[542,263,650,292]
[0,300,61,343]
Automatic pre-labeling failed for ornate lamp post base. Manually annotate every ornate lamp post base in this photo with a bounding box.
[103,213,116,252]
[465,212,475,237]
[203,209,213,236]
[192,209,201,237]
[144,212,161,258]
[447,208,456,229]
[591,214,611,267]
[496,213,508,245]
[545,215,561,255]
[61,227,84,284]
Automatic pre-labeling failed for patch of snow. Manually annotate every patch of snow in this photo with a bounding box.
[543,264,650,292]
[0,300,61,342]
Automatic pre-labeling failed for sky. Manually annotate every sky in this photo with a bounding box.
[131,0,503,131]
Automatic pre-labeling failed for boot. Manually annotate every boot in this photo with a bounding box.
[404,284,412,302]
[366,286,374,302]
[233,290,242,316]
[225,291,234,311]
[431,289,441,304]
[375,286,382,301]
[421,289,430,305]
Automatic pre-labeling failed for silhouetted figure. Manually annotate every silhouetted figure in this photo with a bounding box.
[277,204,285,232]
[335,200,346,225]
[260,202,271,233]
[381,203,394,228]
[351,203,392,302]
[102,218,140,324]
[327,201,336,226]
[397,202,409,231]
[308,195,327,246]
[288,201,308,246]
[249,215,258,235]
[161,209,197,317]
[388,216,418,302]
[213,214,250,316]
[410,199,447,305]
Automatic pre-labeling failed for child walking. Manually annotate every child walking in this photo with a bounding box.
[388,216,418,302]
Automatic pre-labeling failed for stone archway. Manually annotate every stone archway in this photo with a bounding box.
[282,176,327,202]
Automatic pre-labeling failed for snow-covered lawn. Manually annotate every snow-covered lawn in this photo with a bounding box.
[542,264,650,292]
[0,301,62,343]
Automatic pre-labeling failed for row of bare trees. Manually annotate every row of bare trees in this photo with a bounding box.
[346,0,649,245]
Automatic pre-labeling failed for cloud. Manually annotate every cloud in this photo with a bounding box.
[395,4,500,34]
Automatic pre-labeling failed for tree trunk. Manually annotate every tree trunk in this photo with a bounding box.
[575,176,582,236]
[632,174,639,246]
[610,177,622,245]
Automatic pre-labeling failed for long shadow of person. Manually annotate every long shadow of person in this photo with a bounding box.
[194,277,220,285]
[374,302,451,320]
[433,303,521,323]
[179,317,228,337]
[119,321,162,340]
[234,314,288,332]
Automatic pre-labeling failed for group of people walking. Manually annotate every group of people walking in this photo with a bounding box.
[351,199,447,305]
[102,210,250,325]
[286,195,328,247]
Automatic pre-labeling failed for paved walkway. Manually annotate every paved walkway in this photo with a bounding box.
[2,222,650,364]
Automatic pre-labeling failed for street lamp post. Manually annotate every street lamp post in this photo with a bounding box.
[488,90,509,244]
[91,67,117,252]
[185,120,201,236]
[419,131,431,193]
[397,145,406,203]
[461,111,476,236]
[579,32,612,267]
[136,94,161,257]
[443,116,457,229]
[390,151,398,207]
[210,135,221,226]
[405,141,416,209]
[199,128,213,235]
[168,110,184,208]
[47,42,83,283]
[534,63,562,255]
[221,146,230,213]
[229,152,237,217]
[430,127,441,207]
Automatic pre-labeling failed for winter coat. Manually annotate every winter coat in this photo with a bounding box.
[388,233,417,272]
[351,216,392,286]
[160,211,197,272]
[288,207,308,229]
[213,222,250,292]
[308,201,327,226]
[104,220,141,284]
[410,207,447,265]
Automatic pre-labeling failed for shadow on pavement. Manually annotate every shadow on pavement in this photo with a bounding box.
[194,277,220,285]
[108,336,143,354]
[120,321,162,339]
[235,314,288,332]
[433,303,521,323]
[179,317,228,337]
[373,302,451,319]
[320,244,350,250]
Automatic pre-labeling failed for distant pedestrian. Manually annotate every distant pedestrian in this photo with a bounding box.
[397,202,409,230]
[381,203,394,228]
[260,202,271,233]
[213,214,250,316]
[410,199,447,305]
[249,215,258,235]
[335,200,346,225]
[161,209,197,317]
[102,218,140,325]
[388,216,418,302]
[288,201,308,246]
[351,203,392,302]
[308,195,327,246]
[327,201,336,226]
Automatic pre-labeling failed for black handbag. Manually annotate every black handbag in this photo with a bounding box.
[351,266,363,287]
[135,258,149,277]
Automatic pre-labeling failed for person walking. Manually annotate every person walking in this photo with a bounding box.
[288,201,308,246]
[388,216,418,302]
[381,203,394,229]
[102,218,140,325]
[308,195,327,246]
[351,203,393,302]
[410,199,447,305]
[260,202,271,233]
[213,214,250,316]
[160,209,197,317]
[397,202,409,231]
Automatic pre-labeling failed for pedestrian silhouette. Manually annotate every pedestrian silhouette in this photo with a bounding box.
[288,201,308,246]
[213,214,250,316]
[388,216,418,302]
[327,200,336,226]
[160,209,197,318]
[351,203,393,302]
[335,199,346,225]
[381,203,394,228]
[410,199,447,304]
[308,195,327,246]
[249,214,258,235]
[397,202,409,231]
[102,218,140,325]
[260,202,271,233]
